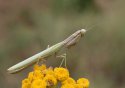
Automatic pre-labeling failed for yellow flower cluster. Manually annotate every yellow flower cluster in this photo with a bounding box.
[22,64,89,88]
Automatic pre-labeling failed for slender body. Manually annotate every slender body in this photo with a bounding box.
[7,29,86,73]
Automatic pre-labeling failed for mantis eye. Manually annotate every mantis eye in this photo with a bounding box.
[80,29,86,35]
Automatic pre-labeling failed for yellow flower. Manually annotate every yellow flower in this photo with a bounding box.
[33,70,44,80]
[43,67,54,75]
[22,64,90,88]
[62,77,76,85]
[61,83,75,88]
[44,74,57,86]
[74,84,85,88]
[34,64,39,70]
[31,79,47,88]
[34,64,46,71]
[28,72,34,82]
[77,78,89,88]
[54,67,69,81]
[22,78,31,88]
[40,64,46,71]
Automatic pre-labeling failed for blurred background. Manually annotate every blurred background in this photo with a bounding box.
[0,0,125,88]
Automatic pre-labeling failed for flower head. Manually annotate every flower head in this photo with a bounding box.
[74,84,84,88]
[31,79,47,88]
[62,77,76,85]
[77,78,89,88]
[43,67,54,75]
[28,72,34,82]
[54,67,69,81]
[61,83,75,88]
[22,78,31,88]
[34,64,46,71]
[44,74,57,86]
[33,70,44,80]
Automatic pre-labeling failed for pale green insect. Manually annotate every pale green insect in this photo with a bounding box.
[7,29,86,73]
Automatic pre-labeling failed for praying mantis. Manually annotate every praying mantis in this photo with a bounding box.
[7,29,87,73]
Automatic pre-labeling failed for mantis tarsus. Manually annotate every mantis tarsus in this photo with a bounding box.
[7,29,86,73]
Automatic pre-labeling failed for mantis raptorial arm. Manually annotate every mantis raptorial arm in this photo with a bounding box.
[7,29,86,73]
